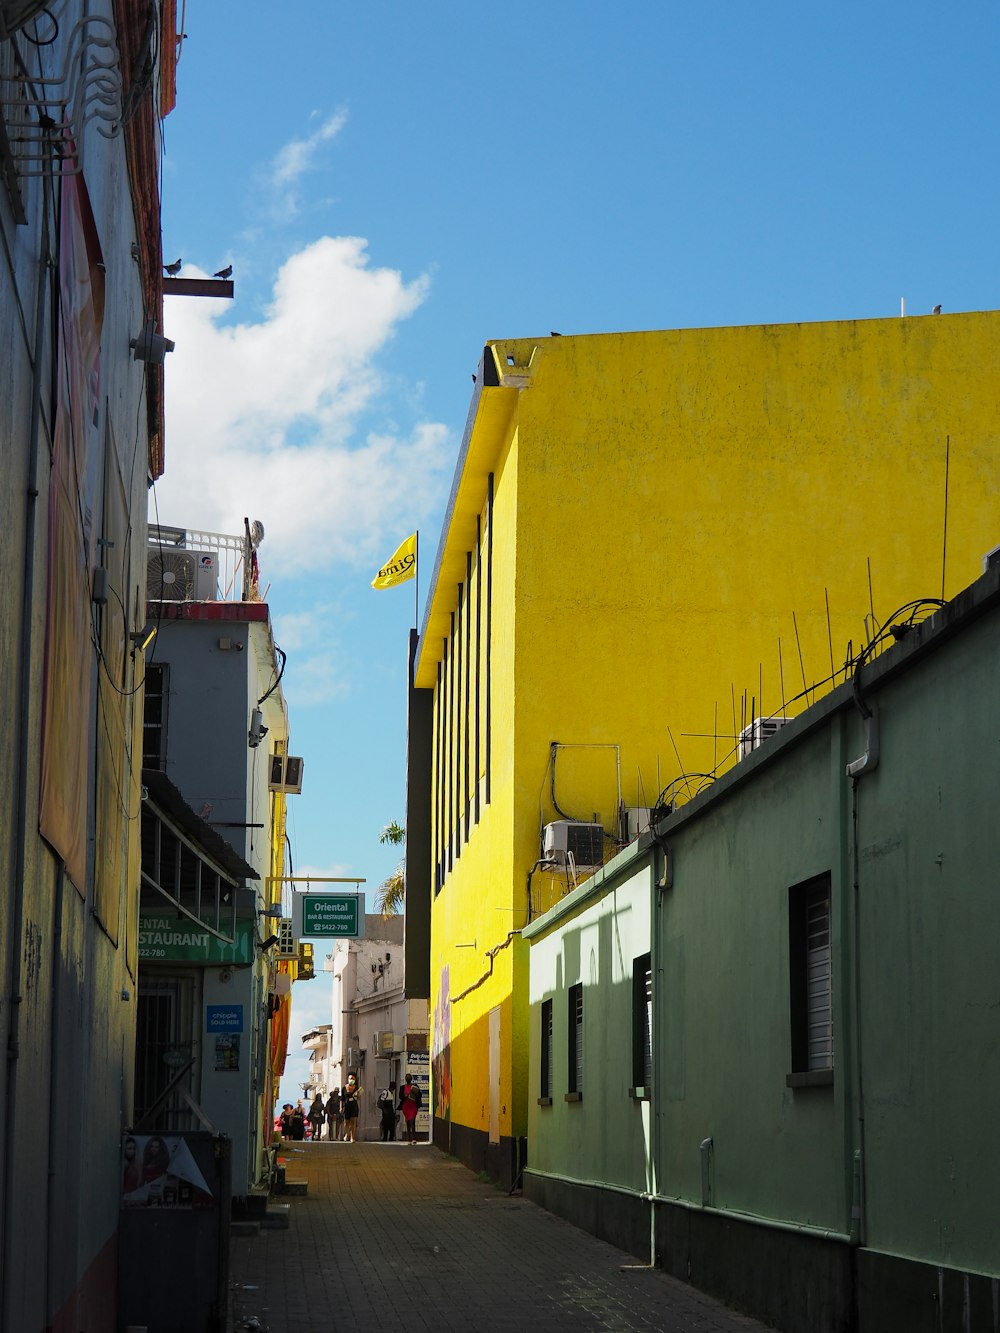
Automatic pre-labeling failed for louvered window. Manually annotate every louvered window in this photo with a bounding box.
[788,874,833,1079]
[539,998,552,1101]
[568,984,583,1094]
[633,954,653,1089]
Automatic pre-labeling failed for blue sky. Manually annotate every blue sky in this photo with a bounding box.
[153,1,1000,1098]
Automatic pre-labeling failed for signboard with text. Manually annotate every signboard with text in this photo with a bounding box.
[292,893,364,939]
[139,915,254,965]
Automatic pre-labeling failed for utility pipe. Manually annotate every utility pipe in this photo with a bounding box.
[2,171,53,1330]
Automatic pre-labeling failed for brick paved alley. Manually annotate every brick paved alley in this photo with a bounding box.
[229,1142,777,1333]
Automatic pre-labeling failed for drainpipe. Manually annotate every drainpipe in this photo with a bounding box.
[649,834,670,1267]
[840,712,866,1248]
[2,178,53,1330]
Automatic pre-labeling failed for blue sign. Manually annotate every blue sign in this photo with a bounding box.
[206,1005,244,1033]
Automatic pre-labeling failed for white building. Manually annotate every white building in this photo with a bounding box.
[304,915,430,1140]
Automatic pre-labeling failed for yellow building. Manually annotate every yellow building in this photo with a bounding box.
[407,313,1000,1185]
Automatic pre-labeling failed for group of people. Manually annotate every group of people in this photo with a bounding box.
[277,1073,423,1145]
[279,1075,362,1143]
[378,1076,423,1144]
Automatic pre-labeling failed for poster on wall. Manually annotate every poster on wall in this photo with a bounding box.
[120,1134,215,1209]
[214,1034,240,1072]
[405,1050,430,1135]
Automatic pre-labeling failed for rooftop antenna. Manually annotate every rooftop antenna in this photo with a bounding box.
[777,637,786,715]
[900,297,906,318]
[792,611,808,702]
[825,589,835,683]
[713,700,718,773]
[866,557,876,643]
[941,435,951,600]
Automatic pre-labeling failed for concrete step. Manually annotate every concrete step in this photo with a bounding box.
[232,1188,270,1221]
[262,1205,291,1230]
[230,1219,261,1237]
[282,1180,308,1196]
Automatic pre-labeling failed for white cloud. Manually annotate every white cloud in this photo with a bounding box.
[158,235,451,577]
[267,110,349,220]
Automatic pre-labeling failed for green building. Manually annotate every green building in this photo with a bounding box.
[525,564,1000,1332]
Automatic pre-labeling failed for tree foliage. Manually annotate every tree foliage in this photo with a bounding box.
[375,820,405,914]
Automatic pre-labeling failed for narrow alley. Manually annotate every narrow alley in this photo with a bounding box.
[229,1142,776,1333]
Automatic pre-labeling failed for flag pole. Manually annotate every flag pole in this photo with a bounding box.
[414,530,419,630]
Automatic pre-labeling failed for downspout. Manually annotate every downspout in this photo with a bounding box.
[841,712,866,1248]
[2,175,53,1328]
[649,832,671,1268]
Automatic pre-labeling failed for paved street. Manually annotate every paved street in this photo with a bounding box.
[229,1142,776,1332]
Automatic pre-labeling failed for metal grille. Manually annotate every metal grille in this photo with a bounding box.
[134,978,197,1130]
[142,663,167,770]
[805,882,833,1070]
[641,963,653,1087]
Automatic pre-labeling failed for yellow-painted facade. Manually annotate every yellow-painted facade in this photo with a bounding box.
[415,313,1000,1178]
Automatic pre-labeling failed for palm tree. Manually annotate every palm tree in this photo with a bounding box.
[375,820,405,914]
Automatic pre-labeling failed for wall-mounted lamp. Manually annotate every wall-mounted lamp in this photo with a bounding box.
[258,934,279,951]
[129,625,157,656]
[130,319,175,364]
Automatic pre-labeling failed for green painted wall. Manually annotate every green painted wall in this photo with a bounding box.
[527,571,1000,1284]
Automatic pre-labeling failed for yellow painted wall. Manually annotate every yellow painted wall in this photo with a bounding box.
[422,312,1000,1157]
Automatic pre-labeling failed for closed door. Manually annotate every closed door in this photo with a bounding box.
[488,1005,500,1144]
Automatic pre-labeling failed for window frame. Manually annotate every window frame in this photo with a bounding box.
[787,872,834,1088]
[566,982,583,1101]
[538,997,553,1106]
[631,953,652,1098]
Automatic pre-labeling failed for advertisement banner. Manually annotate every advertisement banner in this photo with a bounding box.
[139,914,254,964]
[121,1134,215,1209]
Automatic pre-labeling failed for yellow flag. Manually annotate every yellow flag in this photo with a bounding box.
[371,533,417,590]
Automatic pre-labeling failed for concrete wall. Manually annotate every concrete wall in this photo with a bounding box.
[0,4,166,1327]
[525,568,1000,1331]
[415,315,1000,1190]
[143,608,288,1194]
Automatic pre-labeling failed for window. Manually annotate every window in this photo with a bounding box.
[539,999,553,1104]
[142,663,168,770]
[632,954,652,1093]
[566,983,583,1100]
[787,873,833,1087]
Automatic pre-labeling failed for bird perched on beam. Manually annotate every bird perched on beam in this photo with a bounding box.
[163,258,182,275]
[932,304,942,315]
[213,264,233,279]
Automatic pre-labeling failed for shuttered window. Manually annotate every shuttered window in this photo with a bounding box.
[788,873,833,1079]
[540,998,553,1101]
[568,983,583,1094]
[632,954,652,1089]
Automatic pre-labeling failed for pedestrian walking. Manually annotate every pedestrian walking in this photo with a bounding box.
[291,1102,306,1141]
[307,1094,325,1140]
[342,1075,362,1142]
[398,1073,422,1144]
[325,1088,342,1141]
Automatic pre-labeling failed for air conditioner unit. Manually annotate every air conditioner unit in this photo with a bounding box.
[623,806,652,842]
[268,754,305,794]
[346,1046,364,1072]
[543,820,604,869]
[276,918,297,960]
[373,1031,402,1056]
[147,548,217,602]
[738,716,791,760]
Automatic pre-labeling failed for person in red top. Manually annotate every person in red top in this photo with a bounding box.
[398,1074,422,1144]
